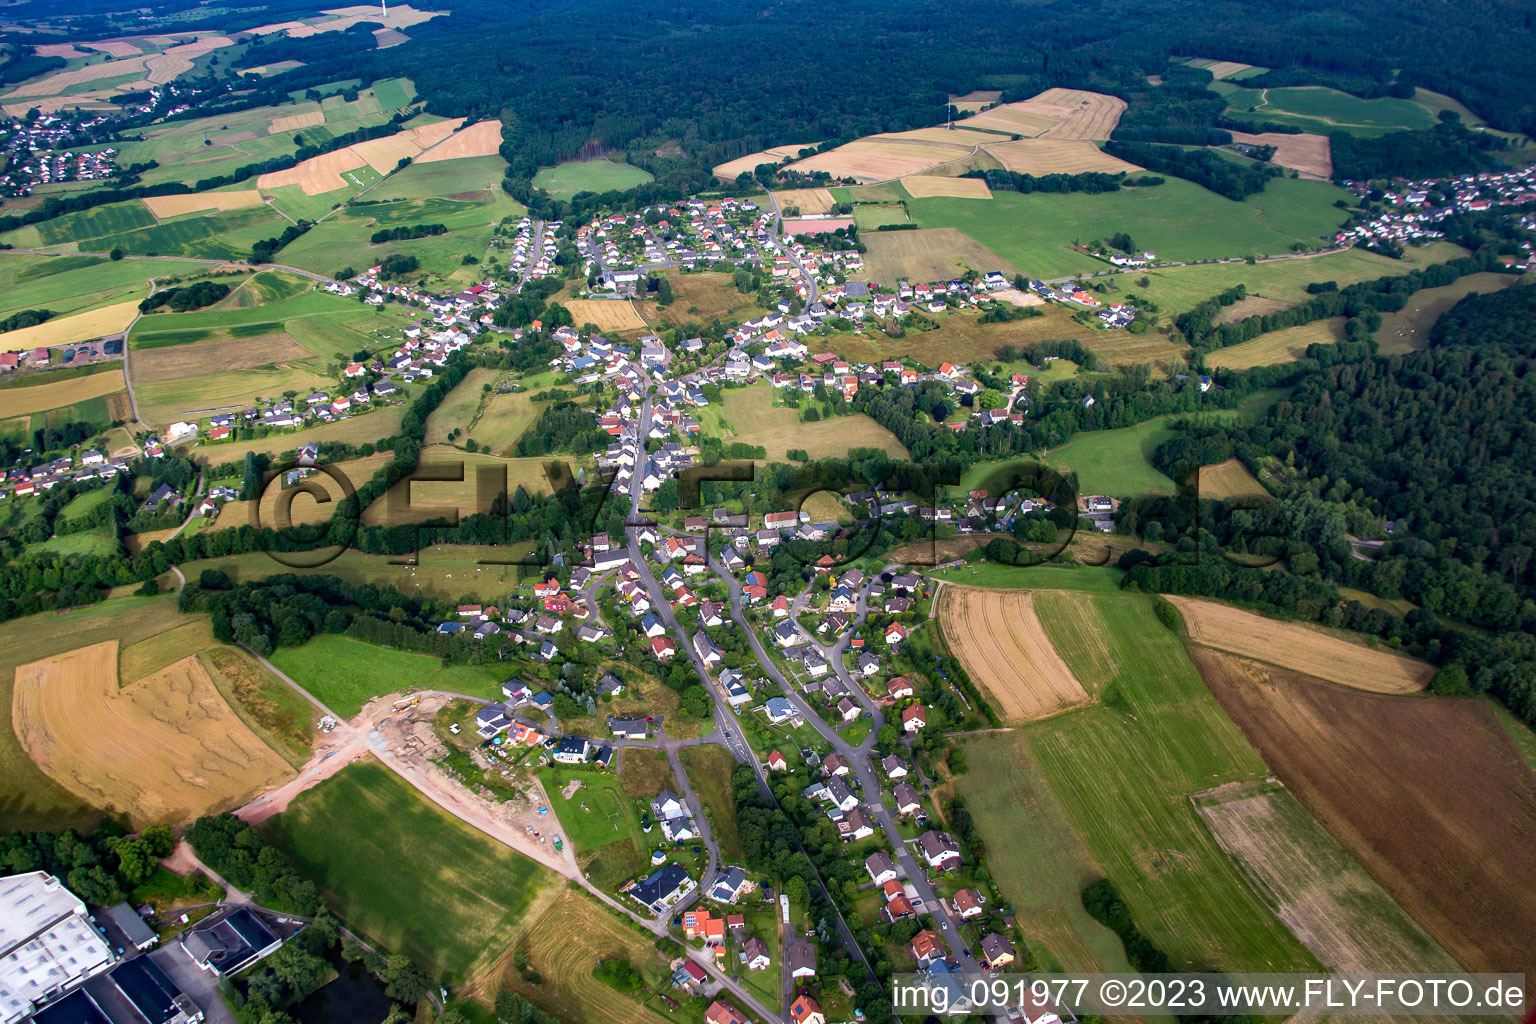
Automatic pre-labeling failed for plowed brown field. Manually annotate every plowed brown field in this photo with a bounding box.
[1192,648,1536,977]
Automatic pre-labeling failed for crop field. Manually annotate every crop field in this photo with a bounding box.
[0,254,160,318]
[1019,592,1317,971]
[467,888,669,1024]
[538,766,643,853]
[789,133,982,182]
[268,109,326,133]
[707,383,908,460]
[1193,649,1536,976]
[532,159,654,196]
[1198,458,1270,501]
[644,272,768,326]
[679,744,744,860]
[1182,58,1260,80]
[948,89,1002,112]
[925,177,1352,277]
[774,187,838,214]
[1223,130,1333,180]
[1170,596,1434,693]
[901,174,991,199]
[982,139,1142,175]
[861,227,1019,285]
[414,118,503,162]
[214,452,394,532]
[1218,85,1435,137]
[1374,271,1522,354]
[0,300,140,354]
[713,143,818,179]
[3,366,126,415]
[82,206,289,260]
[265,761,555,982]
[33,200,155,245]
[958,89,1126,140]
[131,332,313,381]
[367,154,512,202]
[1204,318,1348,370]
[13,640,292,826]
[266,635,506,716]
[141,190,266,218]
[564,299,647,332]
[939,587,1088,721]
[952,730,1138,973]
[1194,780,1459,972]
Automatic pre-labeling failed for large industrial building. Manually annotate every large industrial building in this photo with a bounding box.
[0,873,114,1024]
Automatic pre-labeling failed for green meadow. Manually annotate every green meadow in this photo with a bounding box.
[1214,83,1437,137]
[908,176,1353,278]
[265,635,508,717]
[532,158,653,196]
[265,761,554,982]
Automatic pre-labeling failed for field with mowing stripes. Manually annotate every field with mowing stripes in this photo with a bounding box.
[1170,596,1434,693]
[265,761,556,982]
[3,367,126,414]
[1205,318,1348,370]
[1193,780,1459,972]
[1198,458,1270,501]
[939,587,1088,721]
[957,592,1319,973]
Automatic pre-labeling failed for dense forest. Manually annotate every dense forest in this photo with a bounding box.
[1130,282,1536,725]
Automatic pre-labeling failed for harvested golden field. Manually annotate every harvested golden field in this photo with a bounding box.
[939,587,1089,721]
[1205,318,1348,370]
[1185,58,1258,80]
[774,187,838,214]
[712,143,815,179]
[0,299,140,352]
[1170,596,1434,693]
[4,56,152,97]
[5,367,126,415]
[34,44,90,58]
[268,109,325,134]
[216,452,395,531]
[564,299,647,332]
[1198,458,1271,501]
[959,88,1126,140]
[901,174,991,199]
[362,446,562,526]
[862,227,1019,285]
[949,89,1002,113]
[415,119,504,163]
[87,40,145,57]
[1194,648,1536,978]
[1194,780,1459,973]
[142,190,265,218]
[982,139,1141,175]
[1225,131,1333,180]
[318,3,444,29]
[13,641,292,826]
[882,126,1001,147]
[350,133,425,173]
[467,889,669,1024]
[131,333,311,381]
[790,136,977,182]
[257,147,369,194]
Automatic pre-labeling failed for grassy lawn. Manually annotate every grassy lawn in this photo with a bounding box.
[532,159,653,196]
[266,635,507,716]
[679,745,744,861]
[537,765,644,852]
[264,760,556,983]
[908,176,1352,279]
[703,382,907,460]
[1018,592,1317,972]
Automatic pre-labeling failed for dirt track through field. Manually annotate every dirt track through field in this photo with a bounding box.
[13,641,292,825]
[1192,649,1536,978]
[939,586,1089,721]
[1170,596,1432,693]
